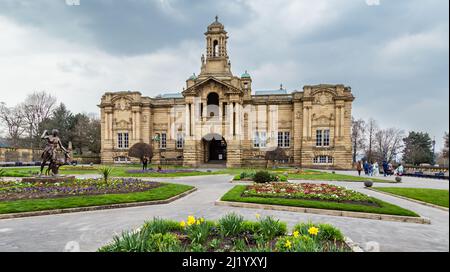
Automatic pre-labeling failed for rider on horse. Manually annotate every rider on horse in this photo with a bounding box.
[40,129,69,175]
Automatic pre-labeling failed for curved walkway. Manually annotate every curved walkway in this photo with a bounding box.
[0,174,448,252]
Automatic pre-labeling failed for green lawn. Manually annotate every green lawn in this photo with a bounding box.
[0,166,219,178]
[0,183,194,215]
[287,172,390,183]
[373,187,449,208]
[221,185,419,217]
[1,166,389,182]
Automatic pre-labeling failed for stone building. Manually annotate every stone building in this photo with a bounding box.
[99,18,355,169]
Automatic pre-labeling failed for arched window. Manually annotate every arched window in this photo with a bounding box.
[213,40,219,57]
[207,92,219,118]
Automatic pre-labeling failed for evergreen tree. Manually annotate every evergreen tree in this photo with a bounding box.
[403,131,434,165]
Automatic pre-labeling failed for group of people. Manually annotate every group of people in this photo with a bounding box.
[356,160,404,177]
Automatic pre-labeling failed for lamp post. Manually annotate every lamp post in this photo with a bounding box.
[432,137,436,165]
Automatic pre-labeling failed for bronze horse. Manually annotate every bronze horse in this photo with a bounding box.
[40,129,71,176]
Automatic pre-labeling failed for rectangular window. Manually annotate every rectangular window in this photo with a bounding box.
[260,131,267,148]
[323,129,330,147]
[160,133,167,149]
[254,131,267,148]
[278,131,290,148]
[118,133,123,149]
[277,132,283,147]
[253,131,260,148]
[124,133,129,149]
[284,132,290,148]
[176,132,184,149]
[316,130,323,147]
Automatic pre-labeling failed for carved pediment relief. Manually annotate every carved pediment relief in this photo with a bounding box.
[312,113,334,126]
[313,91,334,105]
[112,97,132,111]
[183,77,242,96]
[114,119,131,130]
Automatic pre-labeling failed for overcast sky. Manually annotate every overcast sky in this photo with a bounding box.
[0,0,448,148]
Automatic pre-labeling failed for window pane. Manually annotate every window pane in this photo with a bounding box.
[324,130,330,147]
[124,133,129,148]
[118,133,123,149]
[278,132,283,147]
[284,132,290,147]
[161,133,167,149]
[253,131,259,148]
[260,132,267,148]
[316,130,322,146]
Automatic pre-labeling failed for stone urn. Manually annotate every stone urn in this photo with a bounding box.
[364,180,373,188]
[395,176,402,183]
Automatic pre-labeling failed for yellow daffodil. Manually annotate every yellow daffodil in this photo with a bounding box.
[285,240,292,249]
[308,226,319,236]
[255,213,261,219]
[200,217,205,223]
[196,220,201,225]
[293,231,300,238]
[187,216,196,226]
[180,221,186,228]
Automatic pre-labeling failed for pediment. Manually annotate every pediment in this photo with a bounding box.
[182,77,242,96]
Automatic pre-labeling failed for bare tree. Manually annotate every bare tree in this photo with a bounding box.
[0,103,26,147]
[351,117,366,163]
[366,118,379,162]
[19,91,57,147]
[374,128,405,163]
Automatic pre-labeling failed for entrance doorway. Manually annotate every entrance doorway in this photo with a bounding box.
[203,133,227,163]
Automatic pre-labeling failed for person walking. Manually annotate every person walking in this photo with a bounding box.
[368,162,374,176]
[356,161,363,176]
[382,161,389,177]
[142,156,149,171]
[363,161,369,175]
[373,162,380,176]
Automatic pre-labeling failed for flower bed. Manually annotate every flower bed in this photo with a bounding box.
[234,171,288,182]
[98,213,350,252]
[243,182,376,205]
[0,178,161,201]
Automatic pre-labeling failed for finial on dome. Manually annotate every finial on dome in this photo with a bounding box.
[215,15,218,22]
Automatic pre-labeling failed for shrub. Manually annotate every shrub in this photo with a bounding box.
[142,218,182,234]
[240,171,255,180]
[146,233,182,252]
[98,166,113,182]
[233,174,241,181]
[293,222,344,242]
[218,213,244,237]
[254,171,272,183]
[98,230,147,252]
[0,169,5,179]
[185,220,215,245]
[233,238,247,252]
[258,216,287,240]
[241,220,261,234]
[275,235,322,252]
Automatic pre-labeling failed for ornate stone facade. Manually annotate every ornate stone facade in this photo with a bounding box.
[99,18,355,169]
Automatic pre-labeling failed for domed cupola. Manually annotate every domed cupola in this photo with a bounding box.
[241,70,251,79]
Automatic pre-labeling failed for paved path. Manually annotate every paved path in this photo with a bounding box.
[0,175,448,252]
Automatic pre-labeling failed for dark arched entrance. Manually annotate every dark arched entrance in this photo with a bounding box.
[202,133,227,163]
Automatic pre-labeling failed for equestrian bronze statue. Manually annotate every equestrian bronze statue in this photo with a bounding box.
[40,129,71,175]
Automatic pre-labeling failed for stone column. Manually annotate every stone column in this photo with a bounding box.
[185,104,190,140]
[340,106,344,138]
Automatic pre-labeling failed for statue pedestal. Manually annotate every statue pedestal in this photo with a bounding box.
[21,176,76,183]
